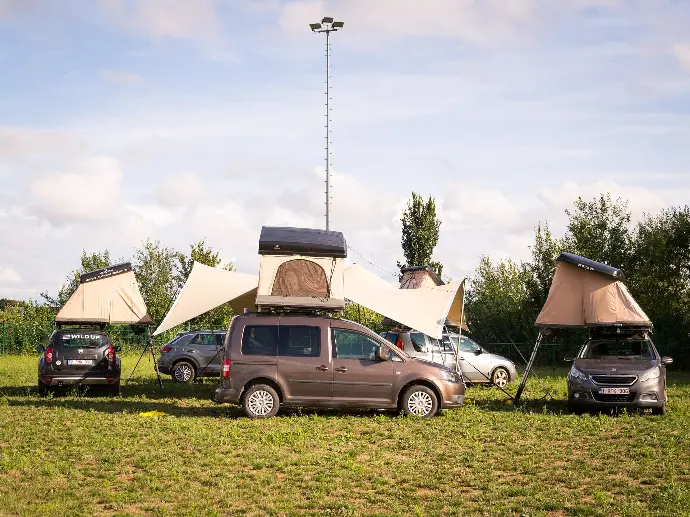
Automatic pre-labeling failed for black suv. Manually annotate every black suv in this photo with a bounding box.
[37,328,121,396]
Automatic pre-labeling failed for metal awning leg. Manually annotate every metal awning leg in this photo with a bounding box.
[514,331,544,404]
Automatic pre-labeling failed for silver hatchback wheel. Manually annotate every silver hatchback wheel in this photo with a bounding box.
[172,362,194,383]
[492,367,509,388]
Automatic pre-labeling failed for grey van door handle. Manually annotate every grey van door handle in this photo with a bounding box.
[316,365,329,371]
[335,367,348,373]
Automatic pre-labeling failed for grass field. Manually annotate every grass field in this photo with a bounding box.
[1,355,689,517]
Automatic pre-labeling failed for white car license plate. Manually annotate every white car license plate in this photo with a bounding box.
[67,359,93,366]
[598,387,629,395]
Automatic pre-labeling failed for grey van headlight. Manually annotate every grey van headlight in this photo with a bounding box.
[639,367,660,383]
[439,369,461,383]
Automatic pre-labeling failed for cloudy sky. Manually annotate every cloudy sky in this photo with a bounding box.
[1,0,689,300]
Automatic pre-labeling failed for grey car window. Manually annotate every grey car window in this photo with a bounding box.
[409,332,427,352]
[191,334,216,346]
[279,326,320,357]
[333,329,380,360]
[242,326,279,356]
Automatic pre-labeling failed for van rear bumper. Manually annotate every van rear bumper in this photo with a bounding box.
[214,387,240,404]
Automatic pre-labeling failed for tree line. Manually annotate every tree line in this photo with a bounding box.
[1,193,688,360]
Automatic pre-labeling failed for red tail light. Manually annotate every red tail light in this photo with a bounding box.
[396,338,404,350]
[160,346,172,353]
[45,346,53,363]
[106,346,115,364]
[222,359,231,378]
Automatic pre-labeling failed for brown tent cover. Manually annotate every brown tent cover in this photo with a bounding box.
[55,263,152,325]
[535,261,651,328]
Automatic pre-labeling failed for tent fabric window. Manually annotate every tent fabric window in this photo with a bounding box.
[271,259,329,298]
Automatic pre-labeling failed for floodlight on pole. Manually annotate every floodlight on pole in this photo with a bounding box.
[309,16,344,231]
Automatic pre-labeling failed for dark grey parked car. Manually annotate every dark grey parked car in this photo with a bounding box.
[157,330,226,383]
[566,327,672,415]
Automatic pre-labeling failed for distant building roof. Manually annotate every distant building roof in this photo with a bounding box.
[400,265,444,286]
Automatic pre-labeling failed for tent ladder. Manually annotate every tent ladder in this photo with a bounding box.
[514,331,544,404]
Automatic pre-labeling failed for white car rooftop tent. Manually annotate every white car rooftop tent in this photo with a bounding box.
[256,226,347,311]
[55,263,152,325]
[514,252,652,403]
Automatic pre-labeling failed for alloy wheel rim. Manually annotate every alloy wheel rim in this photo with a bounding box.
[408,391,433,416]
[174,364,192,382]
[494,369,508,388]
[248,390,274,416]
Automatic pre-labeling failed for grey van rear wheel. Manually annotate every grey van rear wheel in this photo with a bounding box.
[242,384,280,419]
[402,385,438,418]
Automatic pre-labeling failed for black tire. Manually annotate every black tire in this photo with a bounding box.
[171,361,196,383]
[242,384,280,419]
[38,381,49,397]
[108,381,121,396]
[491,367,510,388]
[401,385,439,418]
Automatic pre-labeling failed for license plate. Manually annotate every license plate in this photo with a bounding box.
[598,387,630,395]
[67,359,93,365]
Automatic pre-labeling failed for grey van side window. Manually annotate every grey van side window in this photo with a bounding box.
[242,326,279,356]
[279,326,320,357]
[333,329,380,360]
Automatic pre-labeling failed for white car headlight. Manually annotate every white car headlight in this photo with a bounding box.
[567,366,588,381]
[439,369,461,383]
[639,367,660,383]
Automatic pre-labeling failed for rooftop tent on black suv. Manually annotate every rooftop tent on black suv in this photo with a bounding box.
[514,252,653,403]
[39,262,155,396]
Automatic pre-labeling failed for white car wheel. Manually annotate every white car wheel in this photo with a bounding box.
[492,367,509,388]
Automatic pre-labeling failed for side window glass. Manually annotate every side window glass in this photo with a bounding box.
[241,326,279,356]
[279,326,321,357]
[191,334,216,346]
[333,329,380,360]
[215,334,226,347]
[459,337,477,353]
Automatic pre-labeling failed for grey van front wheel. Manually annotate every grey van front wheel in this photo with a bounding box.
[242,384,280,419]
[402,385,438,418]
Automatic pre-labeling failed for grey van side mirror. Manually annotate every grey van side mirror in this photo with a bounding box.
[376,346,391,361]
[564,357,575,363]
[36,345,45,354]
[661,356,673,365]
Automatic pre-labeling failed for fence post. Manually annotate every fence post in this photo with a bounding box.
[1,321,5,355]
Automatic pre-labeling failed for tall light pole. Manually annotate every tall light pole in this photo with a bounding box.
[310,17,344,231]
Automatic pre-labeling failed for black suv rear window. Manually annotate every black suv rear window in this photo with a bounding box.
[242,326,279,355]
[55,333,108,348]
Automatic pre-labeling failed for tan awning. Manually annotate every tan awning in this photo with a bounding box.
[343,264,463,339]
[536,261,651,328]
[56,265,151,325]
[153,263,259,336]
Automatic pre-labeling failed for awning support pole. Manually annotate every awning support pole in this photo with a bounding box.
[514,330,544,404]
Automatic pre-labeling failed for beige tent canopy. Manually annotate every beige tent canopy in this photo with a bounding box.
[55,263,152,325]
[153,263,259,336]
[535,253,651,328]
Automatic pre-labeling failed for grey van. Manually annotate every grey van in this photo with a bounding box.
[157,330,226,383]
[215,314,465,419]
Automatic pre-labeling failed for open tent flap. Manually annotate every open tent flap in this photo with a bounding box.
[343,264,461,339]
[153,263,259,336]
[445,279,468,331]
[55,263,152,325]
[535,255,651,328]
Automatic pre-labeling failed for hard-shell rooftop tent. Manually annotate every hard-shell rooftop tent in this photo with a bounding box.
[256,226,346,311]
[514,252,652,402]
[55,263,152,325]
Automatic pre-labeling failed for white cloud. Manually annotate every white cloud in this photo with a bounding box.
[28,156,124,224]
[0,127,81,159]
[126,204,182,226]
[673,43,690,73]
[100,0,221,42]
[0,266,21,284]
[156,172,202,205]
[101,70,143,85]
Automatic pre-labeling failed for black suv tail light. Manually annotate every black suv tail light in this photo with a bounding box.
[45,346,54,363]
[160,346,172,353]
[106,345,115,365]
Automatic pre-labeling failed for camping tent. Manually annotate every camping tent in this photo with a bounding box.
[55,263,152,325]
[514,252,652,402]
